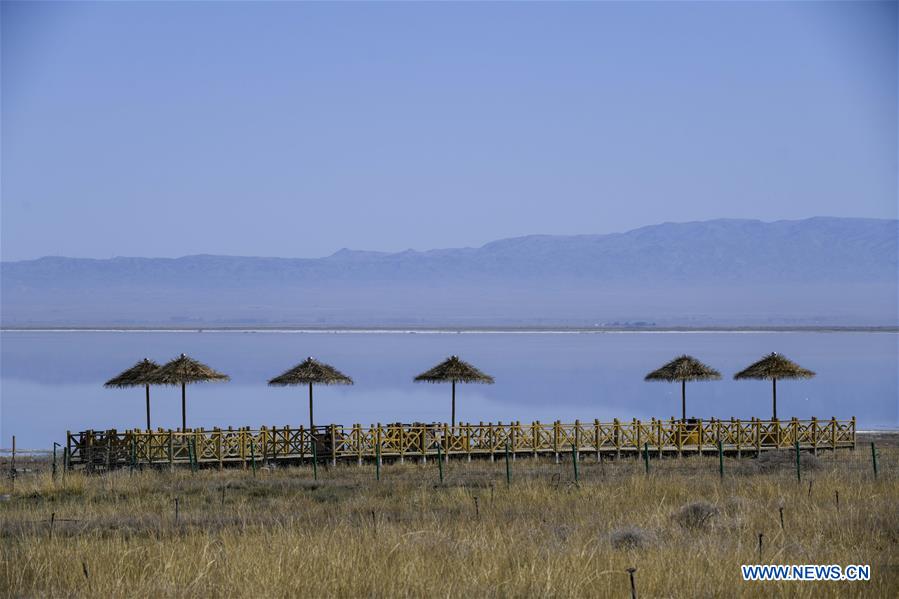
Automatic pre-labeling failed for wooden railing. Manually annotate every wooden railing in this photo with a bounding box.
[66,417,856,469]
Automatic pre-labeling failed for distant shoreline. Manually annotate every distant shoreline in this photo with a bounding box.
[2,325,897,334]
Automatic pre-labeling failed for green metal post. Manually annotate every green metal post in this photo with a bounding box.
[572,443,579,483]
[311,438,318,481]
[505,441,511,487]
[718,439,724,479]
[794,441,801,482]
[52,442,59,481]
[437,442,444,483]
[250,439,257,477]
[643,442,650,475]
[188,438,196,474]
[871,442,878,479]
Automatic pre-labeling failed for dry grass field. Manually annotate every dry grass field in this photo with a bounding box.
[1,442,896,598]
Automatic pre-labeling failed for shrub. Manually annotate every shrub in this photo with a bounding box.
[673,501,719,529]
[610,526,653,550]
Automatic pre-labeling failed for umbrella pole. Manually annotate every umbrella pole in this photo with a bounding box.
[145,384,151,431]
[309,382,314,432]
[451,380,456,429]
[772,378,777,420]
[681,380,686,421]
[181,382,186,431]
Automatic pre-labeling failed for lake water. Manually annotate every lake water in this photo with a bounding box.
[1,330,896,448]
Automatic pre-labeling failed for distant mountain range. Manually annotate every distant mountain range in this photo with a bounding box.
[2,217,896,327]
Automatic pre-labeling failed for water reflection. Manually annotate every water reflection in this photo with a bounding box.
[1,331,895,447]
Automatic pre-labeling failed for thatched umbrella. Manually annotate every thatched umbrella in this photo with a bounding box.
[268,357,353,430]
[144,353,230,431]
[644,355,721,421]
[104,358,160,430]
[733,352,815,420]
[414,355,494,427]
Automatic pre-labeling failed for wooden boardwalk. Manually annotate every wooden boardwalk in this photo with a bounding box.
[67,417,856,470]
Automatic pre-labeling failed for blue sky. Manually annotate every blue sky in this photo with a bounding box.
[1,1,896,261]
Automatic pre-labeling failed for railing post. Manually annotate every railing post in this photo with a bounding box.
[168,431,174,470]
[830,417,837,450]
[676,418,683,457]
[594,419,601,461]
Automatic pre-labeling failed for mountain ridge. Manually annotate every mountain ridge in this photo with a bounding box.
[4,216,894,264]
[2,217,896,326]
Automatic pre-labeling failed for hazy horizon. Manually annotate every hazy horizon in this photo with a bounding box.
[1,215,895,262]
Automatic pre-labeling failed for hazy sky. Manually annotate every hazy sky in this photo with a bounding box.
[2,1,896,261]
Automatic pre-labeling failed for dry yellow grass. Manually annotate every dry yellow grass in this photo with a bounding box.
[1,449,896,598]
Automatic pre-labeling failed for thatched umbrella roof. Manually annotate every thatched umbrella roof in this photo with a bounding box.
[144,354,229,430]
[144,353,230,386]
[733,352,815,420]
[104,358,160,388]
[268,357,353,430]
[414,356,494,427]
[268,357,353,387]
[414,355,495,385]
[104,358,160,430]
[644,355,721,383]
[733,353,815,381]
[644,355,720,421]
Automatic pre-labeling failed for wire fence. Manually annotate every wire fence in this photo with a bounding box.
[3,439,896,489]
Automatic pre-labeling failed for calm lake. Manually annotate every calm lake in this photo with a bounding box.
[1,330,896,448]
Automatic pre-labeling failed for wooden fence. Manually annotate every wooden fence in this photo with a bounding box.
[66,417,856,470]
